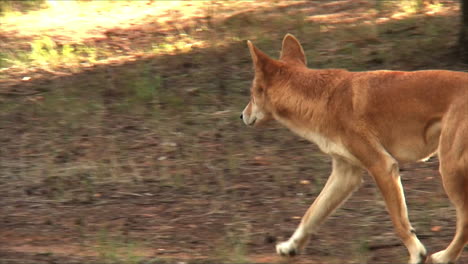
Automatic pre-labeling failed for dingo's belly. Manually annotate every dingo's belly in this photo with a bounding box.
[387,120,441,163]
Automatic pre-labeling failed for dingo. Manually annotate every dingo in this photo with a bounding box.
[240,34,468,264]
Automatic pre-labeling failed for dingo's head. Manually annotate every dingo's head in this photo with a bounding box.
[241,34,306,126]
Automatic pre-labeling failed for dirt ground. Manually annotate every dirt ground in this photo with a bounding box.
[1,1,467,263]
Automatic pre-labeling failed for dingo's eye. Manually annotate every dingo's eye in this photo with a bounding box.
[257,85,264,93]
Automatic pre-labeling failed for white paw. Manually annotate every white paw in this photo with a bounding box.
[408,252,426,264]
[430,250,451,264]
[276,240,299,257]
[408,241,427,264]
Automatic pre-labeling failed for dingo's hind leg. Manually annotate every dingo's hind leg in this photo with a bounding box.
[430,104,468,264]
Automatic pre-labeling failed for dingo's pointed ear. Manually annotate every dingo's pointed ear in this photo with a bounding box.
[280,34,306,66]
[247,40,275,73]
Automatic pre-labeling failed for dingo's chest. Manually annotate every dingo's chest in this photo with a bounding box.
[282,121,359,165]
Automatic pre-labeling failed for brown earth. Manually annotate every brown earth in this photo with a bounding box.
[1,1,467,263]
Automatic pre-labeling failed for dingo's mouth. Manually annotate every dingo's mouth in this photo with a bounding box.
[248,118,257,126]
[242,114,257,126]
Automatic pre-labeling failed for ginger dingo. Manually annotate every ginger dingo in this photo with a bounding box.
[240,34,468,264]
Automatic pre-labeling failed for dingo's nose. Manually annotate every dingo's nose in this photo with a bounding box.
[240,114,243,120]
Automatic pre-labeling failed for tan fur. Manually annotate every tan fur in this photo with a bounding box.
[241,34,468,264]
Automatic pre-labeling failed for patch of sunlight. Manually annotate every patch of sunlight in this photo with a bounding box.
[152,35,207,55]
[387,0,453,20]
[28,36,99,69]
[1,0,299,44]
[399,0,423,14]
[0,1,209,43]
[425,1,443,15]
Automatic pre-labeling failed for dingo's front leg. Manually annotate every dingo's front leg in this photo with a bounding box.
[276,157,362,257]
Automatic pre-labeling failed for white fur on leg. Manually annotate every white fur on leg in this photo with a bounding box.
[275,158,362,258]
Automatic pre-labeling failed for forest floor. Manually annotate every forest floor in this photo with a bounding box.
[1,1,467,263]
